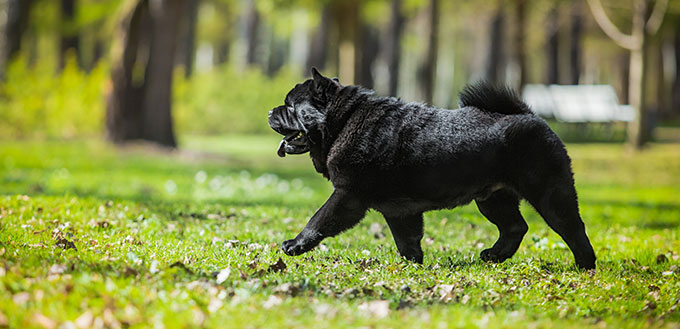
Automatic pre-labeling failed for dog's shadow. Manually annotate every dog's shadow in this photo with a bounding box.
[431,255,589,274]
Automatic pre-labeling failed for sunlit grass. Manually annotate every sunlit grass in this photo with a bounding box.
[1,137,679,328]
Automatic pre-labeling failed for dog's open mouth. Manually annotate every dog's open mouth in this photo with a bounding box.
[277,131,309,157]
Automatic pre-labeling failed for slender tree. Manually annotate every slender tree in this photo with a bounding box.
[176,0,199,77]
[212,1,233,65]
[332,0,360,84]
[618,51,630,103]
[673,23,680,116]
[512,0,527,88]
[59,0,80,69]
[244,0,259,66]
[546,6,560,84]
[1,0,33,77]
[569,0,583,84]
[359,23,379,89]
[385,0,404,96]
[306,4,329,71]
[586,0,668,149]
[417,0,439,104]
[266,30,287,76]
[485,6,505,84]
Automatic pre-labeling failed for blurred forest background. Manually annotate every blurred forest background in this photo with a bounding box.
[0,0,679,149]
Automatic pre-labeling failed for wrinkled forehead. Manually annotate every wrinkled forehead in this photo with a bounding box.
[284,79,313,104]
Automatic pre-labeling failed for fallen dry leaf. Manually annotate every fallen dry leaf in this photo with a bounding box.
[314,304,337,317]
[216,268,230,284]
[48,264,66,275]
[32,313,56,329]
[191,307,205,327]
[0,310,8,326]
[207,298,223,313]
[12,292,30,305]
[262,295,283,309]
[358,300,390,319]
[75,310,93,329]
[149,260,160,274]
[269,258,287,272]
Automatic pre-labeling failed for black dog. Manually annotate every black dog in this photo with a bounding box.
[268,68,596,270]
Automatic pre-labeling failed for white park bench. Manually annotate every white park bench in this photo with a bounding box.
[522,84,635,122]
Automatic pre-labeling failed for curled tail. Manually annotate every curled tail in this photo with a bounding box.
[458,81,532,115]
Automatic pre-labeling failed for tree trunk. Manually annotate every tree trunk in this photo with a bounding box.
[586,0,667,149]
[306,4,329,71]
[569,0,583,85]
[212,1,231,66]
[513,0,527,88]
[417,0,439,104]
[673,25,680,117]
[266,29,287,76]
[89,37,104,70]
[654,36,669,119]
[619,51,630,103]
[485,7,504,84]
[244,0,259,66]
[358,23,379,89]
[142,0,182,147]
[214,41,230,65]
[332,0,360,84]
[106,0,181,148]
[627,0,649,149]
[546,6,559,84]
[385,0,404,96]
[107,0,148,143]
[59,0,80,69]
[176,0,199,77]
[1,0,33,76]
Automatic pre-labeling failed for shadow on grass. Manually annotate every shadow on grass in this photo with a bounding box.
[581,199,680,211]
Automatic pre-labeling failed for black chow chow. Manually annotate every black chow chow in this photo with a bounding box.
[268,68,596,270]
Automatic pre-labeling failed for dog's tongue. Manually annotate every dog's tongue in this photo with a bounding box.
[277,139,287,157]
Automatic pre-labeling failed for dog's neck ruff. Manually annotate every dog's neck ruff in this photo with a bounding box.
[321,86,372,149]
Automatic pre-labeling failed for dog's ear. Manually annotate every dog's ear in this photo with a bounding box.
[311,67,340,94]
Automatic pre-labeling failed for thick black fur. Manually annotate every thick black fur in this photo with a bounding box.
[268,68,596,270]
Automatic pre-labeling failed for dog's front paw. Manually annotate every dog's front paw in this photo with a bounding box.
[480,248,510,263]
[281,239,309,256]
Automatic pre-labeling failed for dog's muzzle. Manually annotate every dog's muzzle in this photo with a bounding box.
[269,106,310,157]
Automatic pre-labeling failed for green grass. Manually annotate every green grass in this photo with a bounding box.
[1,136,679,328]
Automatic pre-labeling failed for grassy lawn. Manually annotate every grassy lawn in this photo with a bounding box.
[1,136,679,328]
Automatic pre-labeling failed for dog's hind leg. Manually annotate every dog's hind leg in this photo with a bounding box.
[383,213,424,263]
[476,189,528,264]
[522,182,596,270]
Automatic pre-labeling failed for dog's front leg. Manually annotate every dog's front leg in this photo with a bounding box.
[281,189,366,256]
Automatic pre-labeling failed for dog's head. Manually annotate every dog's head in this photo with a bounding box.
[268,68,341,157]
